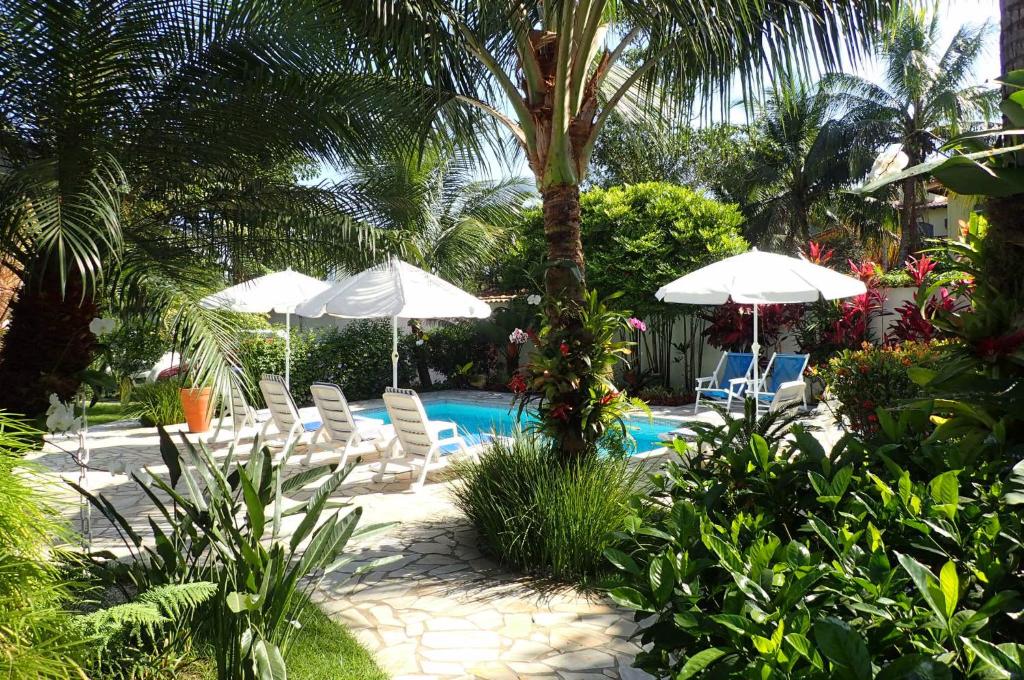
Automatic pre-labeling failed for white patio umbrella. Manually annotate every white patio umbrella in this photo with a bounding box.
[295,258,492,387]
[655,248,866,402]
[200,269,331,387]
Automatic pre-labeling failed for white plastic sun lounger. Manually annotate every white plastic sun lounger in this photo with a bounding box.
[304,382,385,466]
[258,374,322,455]
[372,387,480,491]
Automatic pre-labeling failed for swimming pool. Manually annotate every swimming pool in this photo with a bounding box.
[354,399,675,454]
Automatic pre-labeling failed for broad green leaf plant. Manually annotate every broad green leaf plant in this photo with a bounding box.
[76,431,397,680]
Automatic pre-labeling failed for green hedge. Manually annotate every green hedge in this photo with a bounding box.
[237,320,414,406]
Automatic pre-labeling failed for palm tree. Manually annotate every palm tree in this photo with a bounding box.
[346,148,533,288]
[369,1,900,455]
[0,0,461,413]
[740,83,871,249]
[826,7,997,263]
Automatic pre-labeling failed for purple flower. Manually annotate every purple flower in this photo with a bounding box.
[627,317,647,332]
[508,328,529,345]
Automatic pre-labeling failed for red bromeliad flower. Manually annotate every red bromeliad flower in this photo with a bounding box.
[507,373,527,394]
[904,254,937,287]
[975,329,1024,361]
[559,341,570,357]
[848,259,879,285]
[550,403,571,421]
[600,390,619,405]
[805,240,834,265]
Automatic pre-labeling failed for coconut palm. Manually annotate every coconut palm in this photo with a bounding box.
[364,0,899,455]
[740,82,874,249]
[346,149,534,288]
[826,7,997,262]
[0,0,464,414]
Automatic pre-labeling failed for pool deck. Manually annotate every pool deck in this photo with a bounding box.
[30,390,845,680]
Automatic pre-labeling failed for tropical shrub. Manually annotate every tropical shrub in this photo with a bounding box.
[100,316,169,402]
[449,433,645,583]
[125,378,184,427]
[513,292,648,459]
[77,430,396,680]
[821,341,940,434]
[238,321,413,406]
[607,406,1024,679]
[702,302,802,353]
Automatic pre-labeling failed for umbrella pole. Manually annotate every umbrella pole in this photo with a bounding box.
[392,317,399,388]
[751,304,760,409]
[285,312,291,389]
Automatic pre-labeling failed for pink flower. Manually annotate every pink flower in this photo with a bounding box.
[508,328,529,345]
[628,317,647,332]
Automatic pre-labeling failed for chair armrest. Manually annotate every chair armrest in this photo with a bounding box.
[695,376,715,388]
[428,420,458,438]
[727,377,748,394]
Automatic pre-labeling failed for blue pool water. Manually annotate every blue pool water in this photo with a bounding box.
[354,399,675,454]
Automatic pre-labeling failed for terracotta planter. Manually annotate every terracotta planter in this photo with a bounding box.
[179,387,213,433]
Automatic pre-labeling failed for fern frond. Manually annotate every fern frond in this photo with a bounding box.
[138,582,217,621]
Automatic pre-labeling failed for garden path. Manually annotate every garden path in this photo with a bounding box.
[31,393,844,680]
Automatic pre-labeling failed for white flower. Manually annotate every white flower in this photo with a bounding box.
[508,328,529,345]
[289,620,302,630]
[526,294,542,306]
[109,460,127,475]
[45,394,82,435]
[89,317,117,337]
[415,339,425,346]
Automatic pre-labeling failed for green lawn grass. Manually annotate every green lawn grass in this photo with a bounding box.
[287,595,388,680]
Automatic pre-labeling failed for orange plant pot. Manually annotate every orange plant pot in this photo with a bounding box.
[179,387,213,433]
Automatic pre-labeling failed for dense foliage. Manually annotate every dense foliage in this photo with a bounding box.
[126,378,185,427]
[493,183,746,318]
[820,341,941,434]
[237,321,414,406]
[450,433,645,582]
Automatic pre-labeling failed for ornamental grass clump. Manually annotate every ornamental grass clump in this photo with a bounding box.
[449,433,644,583]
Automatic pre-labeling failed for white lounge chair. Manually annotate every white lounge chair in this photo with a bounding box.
[372,387,479,491]
[749,353,809,415]
[693,351,755,413]
[258,374,322,454]
[304,382,385,466]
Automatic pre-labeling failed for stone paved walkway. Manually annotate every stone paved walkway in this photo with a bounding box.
[31,393,845,679]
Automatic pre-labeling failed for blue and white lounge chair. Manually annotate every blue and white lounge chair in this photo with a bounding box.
[750,353,809,414]
[693,352,755,413]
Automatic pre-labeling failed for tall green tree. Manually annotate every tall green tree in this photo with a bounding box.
[740,83,871,248]
[393,0,898,454]
[826,6,997,262]
[0,0,460,413]
[347,148,533,288]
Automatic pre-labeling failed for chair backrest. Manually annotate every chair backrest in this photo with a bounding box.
[229,383,253,431]
[259,373,300,433]
[310,382,360,444]
[382,387,435,458]
[769,380,806,413]
[765,353,809,393]
[720,352,755,384]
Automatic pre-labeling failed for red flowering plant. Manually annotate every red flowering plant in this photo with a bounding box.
[820,341,941,435]
[513,291,649,462]
[701,301,802,353]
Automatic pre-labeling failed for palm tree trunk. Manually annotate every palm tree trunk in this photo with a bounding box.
[896,176,920,265]
[541,183,585,304]
[0,271,97,416]
[986,0,1024,300]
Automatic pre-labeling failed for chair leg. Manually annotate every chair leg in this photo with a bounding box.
[693,392,701,415]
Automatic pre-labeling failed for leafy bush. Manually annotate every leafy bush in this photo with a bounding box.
[238,321,412,406]
[77,430,396,680]
[607,407,1024,679]
[100,316,169,401]
[0,413,89,679]
[819,341,939,434]
[450,433,645,583]
[409,320,493,382]
[125,378,184,427]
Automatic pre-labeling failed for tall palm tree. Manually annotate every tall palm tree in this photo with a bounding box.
[368,0,899,455]
[346,149,533,288]
[0,0,462,414]
[740,83,870,248]
[826,7,997,263]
